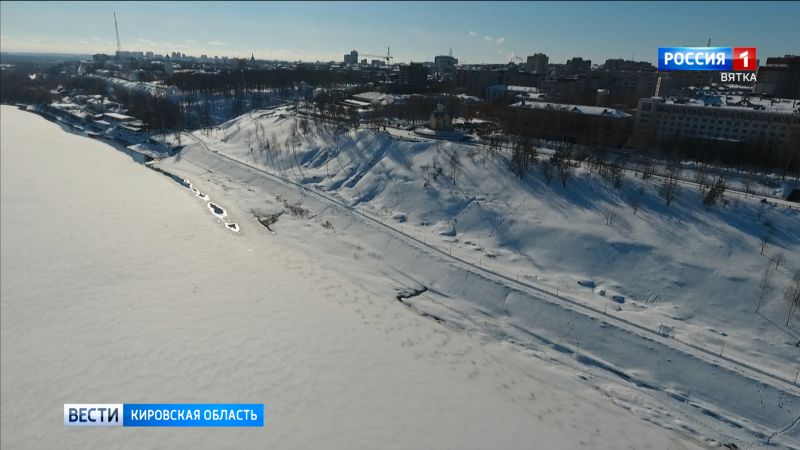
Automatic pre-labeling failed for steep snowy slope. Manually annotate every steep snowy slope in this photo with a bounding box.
[187,108,800,382]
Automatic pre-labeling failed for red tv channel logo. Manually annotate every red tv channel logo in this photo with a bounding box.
[733,47,757,71]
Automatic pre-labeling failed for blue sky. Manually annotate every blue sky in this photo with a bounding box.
[1,1,798,64]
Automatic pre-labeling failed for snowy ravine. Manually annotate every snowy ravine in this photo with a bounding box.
[0,107,715,448]
[148,107,800,448]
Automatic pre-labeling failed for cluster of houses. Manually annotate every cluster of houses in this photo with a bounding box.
[42,88,145,143]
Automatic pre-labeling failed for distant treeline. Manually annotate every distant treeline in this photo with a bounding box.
[1,62,65,104]
[169,68,369,94]
[654,135,800,177]
[1,65,180,130]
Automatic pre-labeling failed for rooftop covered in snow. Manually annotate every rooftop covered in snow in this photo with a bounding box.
[510,100,631,118]
[651,94,799,115]
[352,91,397,106]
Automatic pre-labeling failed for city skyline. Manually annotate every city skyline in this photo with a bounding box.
[1,1,799,64]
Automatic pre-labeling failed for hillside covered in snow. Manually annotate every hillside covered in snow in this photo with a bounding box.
[180,107,800,382]
[147,106,800,446]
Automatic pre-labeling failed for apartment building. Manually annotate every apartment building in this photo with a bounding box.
[634,95,800,155]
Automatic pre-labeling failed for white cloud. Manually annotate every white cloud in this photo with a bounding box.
[468,31,477,36]
[496,37,505,45]
[483,35,494,42]
[208,41,228,46]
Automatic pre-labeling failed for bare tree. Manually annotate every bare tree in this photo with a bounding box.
[609,163,624,189]
[550,140,574,189]
[172,105,184,148]
[660,161,680,206]
[694,162,708,187]
[760,220,773,255]
[557,163,572,189]
[640,155,657,180]
[603,206,618,226]
[542,160,555,184]
[784,272,800,326]
[629,186,645,215]
[741,169,754,196]
[244,132,253,156]
[756,262,774,312]
[703,177,726,211]
[299,118,310,135]
[773,252,785,270]
[448,148,462,185]
[510,137,536,179]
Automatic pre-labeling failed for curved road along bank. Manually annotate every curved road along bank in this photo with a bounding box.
[156,131,800,447]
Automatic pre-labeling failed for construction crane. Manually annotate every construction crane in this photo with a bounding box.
[113,12,122,53]
[359,46,394,66]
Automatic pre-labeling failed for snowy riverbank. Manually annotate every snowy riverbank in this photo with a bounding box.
[1,106,713,448]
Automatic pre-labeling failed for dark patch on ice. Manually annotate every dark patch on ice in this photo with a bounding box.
[575,354,657,390]
[395,287,428,301]
[551,343,574,355]
[418,310,445,323]
[208,202,226,218]
[149,165,191,188]
[609,242,653,255]
[667,391,688,403]
[700,408,743,430]
[256,211,284,232]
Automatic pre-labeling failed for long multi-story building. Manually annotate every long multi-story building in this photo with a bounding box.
[603,59,655,72]
[510,99,632,148]
[634,94,800,156]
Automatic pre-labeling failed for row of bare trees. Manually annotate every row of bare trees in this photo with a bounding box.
[756,253,800,327]
[169,68,366,95]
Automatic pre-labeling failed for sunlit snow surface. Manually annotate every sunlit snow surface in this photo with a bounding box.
[0,106,708,449]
